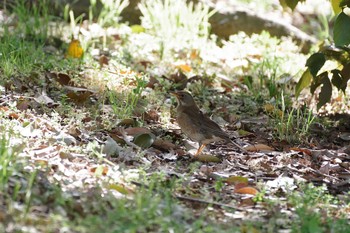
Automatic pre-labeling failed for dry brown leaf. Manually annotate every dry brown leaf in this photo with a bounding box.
[144,109,160,122]
[99,55,109,67]
[124,127,151,136]
[67,91,91,104]
[57,73,72,86]
[235,186,258,195]
[90,166,108,176]
[234,183,248,190]
[0,107,20,120]
[118,118,136,127]
[290,147,312,156]
[146,76,160,89]
[246,144,274,152]
[170,71,187,83]
[152,139,177,151]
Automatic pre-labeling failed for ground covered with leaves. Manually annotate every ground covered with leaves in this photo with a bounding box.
[1,0,350,232]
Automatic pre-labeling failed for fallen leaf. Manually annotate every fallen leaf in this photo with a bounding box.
[16,98,30,111]
[175,64,192,72]
[66,91,91,104]
[57,73,72,86]
[34,159,49,167]
[66,39,84,58]
[339,132,350,141]
[237,129,254,137]
[170,71,187,83]
[143,109,159,122]
[152,138,177,151]
[234,183,248,190]
[34,91,55,106]
[90,165,108,176]
[235,186,258,195]
[124,127,151,136]
[133,133,156,149]
[225,176,249,185]
[107,184,132,195]
[195,154,222,163]
[99,55,109,67]
[245,144,274,152]
[118,118,136,127]
[290,147,312,156]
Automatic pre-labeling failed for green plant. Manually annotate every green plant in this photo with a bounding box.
[0,31,48,79]
[75,175,234,233]
[288,183,349,233]
[90,0,129,27]
[271,92,315,143]
[10,0,52,41]
[138,0,215,59]
[0,135,18,191]
[108,75,147,120]
[293,1,350,110]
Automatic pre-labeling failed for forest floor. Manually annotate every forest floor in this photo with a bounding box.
[1,0,350,232]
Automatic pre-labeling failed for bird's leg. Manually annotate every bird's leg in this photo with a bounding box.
[194,144,206,156]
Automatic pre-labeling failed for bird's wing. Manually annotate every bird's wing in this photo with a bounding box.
[183,108,231,141]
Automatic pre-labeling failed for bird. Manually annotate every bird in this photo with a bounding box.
[171,91,245,156]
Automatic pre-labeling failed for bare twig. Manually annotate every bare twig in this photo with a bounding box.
[131,181,244,211]
[298,164,341,181]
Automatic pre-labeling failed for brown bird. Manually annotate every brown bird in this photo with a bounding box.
[171,91,244,156]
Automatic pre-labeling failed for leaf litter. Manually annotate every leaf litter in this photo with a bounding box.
[1,9,350,232]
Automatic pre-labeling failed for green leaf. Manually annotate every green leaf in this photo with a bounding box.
[334,12,350,46]
[133,133,155,149]
[331,0,342,14]
[295,69,313,97]
[311,72,328,95]
[340,0,350,7]
[317,76,332,110]
[306,53,326,77]
[283,0,300,10]
[107,184,130,195]
[331,69,349,93]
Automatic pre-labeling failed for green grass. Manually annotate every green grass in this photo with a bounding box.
[0,0,347,232]
[11,0,52,42]
[289,184,350,233]
[107,75,147,120]
[271,95,315,144]
[0,32,46,79]
[73,174,237,233]
[138,0,215,59]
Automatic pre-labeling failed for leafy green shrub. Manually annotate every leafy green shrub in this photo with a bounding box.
[290,1,350,109]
